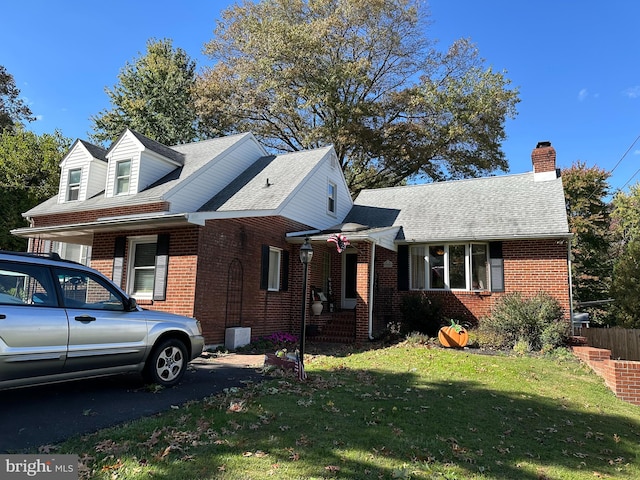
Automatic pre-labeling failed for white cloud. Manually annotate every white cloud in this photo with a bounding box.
[578,88,588,101]
[624,86,640,98]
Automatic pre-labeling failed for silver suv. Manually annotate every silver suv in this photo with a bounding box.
[0,251,204,390]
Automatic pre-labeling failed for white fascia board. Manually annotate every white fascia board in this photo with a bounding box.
[398,232,573,244]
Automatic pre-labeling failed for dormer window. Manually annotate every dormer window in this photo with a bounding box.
[115,160,131,195]
[67,168,81,201]
[327,181,337,215]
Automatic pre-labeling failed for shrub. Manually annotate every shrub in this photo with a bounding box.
[399,293,443,337]
[479,292,569,351]
[236,332,298,353]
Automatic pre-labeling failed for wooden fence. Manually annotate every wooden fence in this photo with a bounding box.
[582,328,640,361]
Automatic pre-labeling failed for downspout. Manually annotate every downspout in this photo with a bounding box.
[567,237,575,336]
[368,240,376,340]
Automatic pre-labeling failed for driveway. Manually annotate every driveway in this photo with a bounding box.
[0,354,265,453]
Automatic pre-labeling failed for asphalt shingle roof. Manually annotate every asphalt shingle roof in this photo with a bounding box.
[345,173,569,242]
[199,147,332,212]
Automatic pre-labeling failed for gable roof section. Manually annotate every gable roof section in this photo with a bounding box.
[23,132,255,217]
[198,146,332,214]
[107,129,185,165]
[78,140,107,162]
[345,173,570,242]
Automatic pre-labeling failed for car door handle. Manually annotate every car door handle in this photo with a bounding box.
[0,314,5,319]
[75,315,96,322]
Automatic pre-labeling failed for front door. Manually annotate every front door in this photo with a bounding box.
[342,251,357,309]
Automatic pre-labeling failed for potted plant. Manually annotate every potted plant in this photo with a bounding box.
[310,287,324,315]
[438,319,469,348]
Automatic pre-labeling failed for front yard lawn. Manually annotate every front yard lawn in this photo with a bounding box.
[52,344,640,479]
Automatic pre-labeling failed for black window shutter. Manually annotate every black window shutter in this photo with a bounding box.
[397,244,409,291]
[112,236,126,286]
[281,250,289,291]
[260,244,270,290]
[153,234,170,301]
[489,241,503,259]
[489,241,504,292]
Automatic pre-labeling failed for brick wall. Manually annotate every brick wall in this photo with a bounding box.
[91,226,200,319]
[572,346,640,406]
[373,238,571,336]
[194,216,311,344]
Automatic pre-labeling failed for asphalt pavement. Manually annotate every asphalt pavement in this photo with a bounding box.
[0,354,265,453]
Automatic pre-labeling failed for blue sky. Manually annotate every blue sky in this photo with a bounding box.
[2,0,639,194]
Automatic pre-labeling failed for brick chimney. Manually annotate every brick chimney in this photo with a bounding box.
[531,141,558,181]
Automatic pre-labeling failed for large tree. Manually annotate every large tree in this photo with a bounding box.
[609,183,640,327]
[91,39,199,146]
[195,0,519,194]
[0,127,70,250]
[562,162,612,324]
[0,65,35,133]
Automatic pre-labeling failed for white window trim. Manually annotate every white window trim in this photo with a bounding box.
[410,243,489,292]
[115,159,132,196]
[126,235,157,299]
[67,168,82,201]
[327,180,337,216]
[268,247,282,292]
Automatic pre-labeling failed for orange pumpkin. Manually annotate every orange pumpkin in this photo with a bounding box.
[438,321,469,348]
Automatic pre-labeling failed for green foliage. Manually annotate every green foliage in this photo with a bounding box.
[91,39,200,146]
[399,292,443,336]
[479,292,569,351]
[611,183,640,252]
[609,239,640,328]
[0,127,70,249]
[609,184,640,327]
[562,162,613,325]
[0,65,35,133]
[236,332,299,353]
[195,0,519,195]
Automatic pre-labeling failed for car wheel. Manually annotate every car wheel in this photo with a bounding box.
[145,338,188,387]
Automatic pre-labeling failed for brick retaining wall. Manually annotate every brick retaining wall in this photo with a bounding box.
[572,346,640,406]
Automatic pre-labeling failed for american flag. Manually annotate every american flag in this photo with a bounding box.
[295,352,307,381]
[327,233,350,253]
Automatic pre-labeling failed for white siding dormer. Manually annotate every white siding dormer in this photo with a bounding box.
[58,140,107,204]
[105,130,182,198]
[280,148,353,230]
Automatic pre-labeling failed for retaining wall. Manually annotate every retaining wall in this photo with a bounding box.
[572,346,640,406]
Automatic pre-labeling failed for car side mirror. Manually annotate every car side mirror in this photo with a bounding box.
[126,297,138,312]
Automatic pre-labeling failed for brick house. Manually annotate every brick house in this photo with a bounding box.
[13,132,571,345]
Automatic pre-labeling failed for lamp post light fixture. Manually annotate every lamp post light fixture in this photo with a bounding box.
[298,237,314,367]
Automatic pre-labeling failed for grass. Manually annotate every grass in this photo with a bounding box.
[41,343,640,479]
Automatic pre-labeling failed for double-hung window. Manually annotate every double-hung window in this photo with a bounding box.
[127,236,157,299]
[268,247,282,291]
[327,181,337,215]
[410,243,489,291]
[115,160,131,195]
[67,168,81,201]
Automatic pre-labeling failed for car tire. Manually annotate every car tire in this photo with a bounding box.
[145,338,188,387]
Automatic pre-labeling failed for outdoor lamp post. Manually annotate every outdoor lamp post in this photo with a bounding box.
[298,237,313,366]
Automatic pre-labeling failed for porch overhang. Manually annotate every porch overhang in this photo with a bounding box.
[11,212,192,245]
[287,226,401,251]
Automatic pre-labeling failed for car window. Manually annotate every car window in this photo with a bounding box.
[55,268,125,311]
[0,261,57,307]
